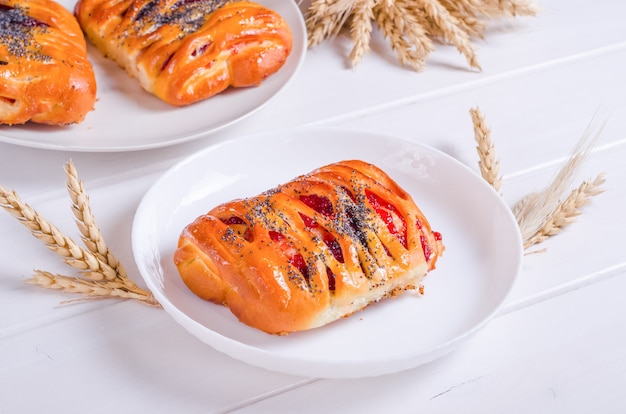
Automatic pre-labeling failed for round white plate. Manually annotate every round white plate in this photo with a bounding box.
[0,0,306,152]
[132,127,523,378]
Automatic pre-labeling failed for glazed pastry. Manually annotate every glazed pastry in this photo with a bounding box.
[74,0,293,106]
[174,160,444,335]
[0,0,96,125]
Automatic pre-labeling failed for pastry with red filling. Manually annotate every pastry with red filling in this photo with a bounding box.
[174,160,444,335]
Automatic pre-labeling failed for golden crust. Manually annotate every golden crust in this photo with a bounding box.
[0,0,96,125]
[174,160,445,335]
[74,0,293,106]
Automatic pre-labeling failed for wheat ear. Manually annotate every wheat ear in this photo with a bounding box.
[306,0,537,70]
[28,270,160,305]
[0,165,160,307]
[64,161,132,285]
[0,186,119,281]
[306,0,355,47]
[415,0,482,71]
[348,0,376,67]
[373,0,434,71]
[514,115,606,244]
[523,173,605,248]
[63,161,159,305]
[470,107,502,192]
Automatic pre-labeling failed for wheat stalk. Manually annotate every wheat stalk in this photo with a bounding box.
[349,0,376,66]
[306,0,536,70]
[438,4,486,39]
[468,108,605,249]
[416,0,481,70]
[306,0,356,47]
[523,173,605,248]
[63,161,157,301]
[0,186,118,281]
[28,270,160,306]
[470,106,502,192]
[64,161,133,286]
[373,0,434,71]
[0,165,160,307]
[514,115,606,244]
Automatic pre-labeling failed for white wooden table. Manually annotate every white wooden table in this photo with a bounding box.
[2,0,626,412]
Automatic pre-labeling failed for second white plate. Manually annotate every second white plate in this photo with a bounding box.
[0,0,307,152]
[132,127,523,378]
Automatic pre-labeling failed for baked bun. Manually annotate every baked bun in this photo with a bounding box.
[174,160,444,335]
[74,0,293,106]
[0,0,96,125]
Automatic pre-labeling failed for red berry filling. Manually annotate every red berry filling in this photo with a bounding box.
[299,194,335,217]
[416,219,441,262]
[298,213,344,263]
[221,216,253,242]
[299,194,341,291]
[366,190,407,249]
[269,230,310,282]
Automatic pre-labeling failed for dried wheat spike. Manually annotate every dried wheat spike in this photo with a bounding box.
[0,186,118,281]
[514,115,606,243]
[65,160,132,287]
[470,106,502,192]
[1,167,160,307]
[374,0,434,71]
[306,0,537,70]
[417,0,482,70]
[349,0,376,66]
[306,0,356,47]
[524,173,606,248]
[28,270,161,306]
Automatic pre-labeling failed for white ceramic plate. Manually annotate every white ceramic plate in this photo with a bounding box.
[132,127,523,378]
[0,0,306,152]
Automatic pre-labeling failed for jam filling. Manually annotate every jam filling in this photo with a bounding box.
[268,230,310,283]
[299,194,335,218]
[416,219,442,262]
[299,194,342,291]
[221,216,253,242]
[365,190,407,249]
